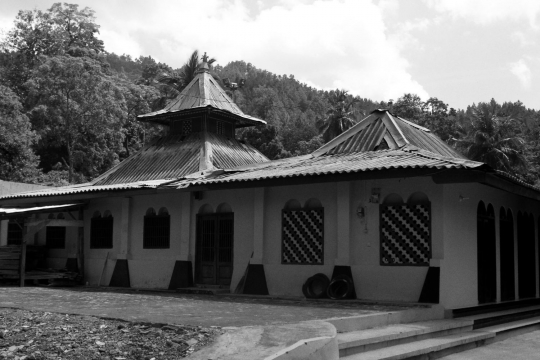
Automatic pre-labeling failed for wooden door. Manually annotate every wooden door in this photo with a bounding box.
[477,202,496,304]
[196,213,234,286]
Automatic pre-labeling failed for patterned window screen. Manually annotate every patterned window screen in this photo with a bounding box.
[282,208,324,264]
[182,120,192,135]
[380,203,431,266]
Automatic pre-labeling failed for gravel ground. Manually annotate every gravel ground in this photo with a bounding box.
[0,308,222,360]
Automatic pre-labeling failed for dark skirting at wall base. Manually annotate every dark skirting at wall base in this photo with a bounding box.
[419,266,440,303]
[66,258,78,273]
[235,264,269,295]
[109,259,130,287]
[331,265,357,299]
[168,261,194,290]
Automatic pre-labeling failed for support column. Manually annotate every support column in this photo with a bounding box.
[19,225,28,287]
[179,192,191,261]
[0,220,8,246]
[495,209,501,302]
[168,192,194,290]
[110,198,131,287]
[251,188,265,265]
[335,182,351,265]
[117,197,131,258]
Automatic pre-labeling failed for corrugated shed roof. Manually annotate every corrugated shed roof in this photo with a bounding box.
[313,110,465,159]
[138,65,265,127]
[92,132,269,186]
[392,115,465,158]
[327,119,386,154]
[3,147,539,201]
[0,180,169,200]
[166,146,487,188]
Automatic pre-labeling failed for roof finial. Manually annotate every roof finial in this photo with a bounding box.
[202,52,209,64]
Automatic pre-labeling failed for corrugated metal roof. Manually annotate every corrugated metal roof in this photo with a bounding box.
[313,110,465,159]
[327,119,386,154]
[3,147,539,201]
[166,146,488,188]
[0,180,169,200]
[92,132,269,186]
[138,66,265,127]
[393,115,465,159]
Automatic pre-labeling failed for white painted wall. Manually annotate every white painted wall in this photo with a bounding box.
[440,182,540,309]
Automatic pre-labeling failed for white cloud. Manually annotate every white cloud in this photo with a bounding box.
[91,0,427,102]
[424,0,540,27]
[509,59,532,88]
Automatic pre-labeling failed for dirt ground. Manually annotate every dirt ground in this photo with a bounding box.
[0,308,221,359]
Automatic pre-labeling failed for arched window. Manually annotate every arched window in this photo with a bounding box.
[282,199,324,265]
[380,192,431,266]
[143,207,170,249]
[90,210,113,249]
[47,213,66,249]
[216,203,232,213]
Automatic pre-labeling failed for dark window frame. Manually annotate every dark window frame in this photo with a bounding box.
[143,208,171,249]
[90,213,114,249]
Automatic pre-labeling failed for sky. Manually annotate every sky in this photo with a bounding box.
[0,0,539,110]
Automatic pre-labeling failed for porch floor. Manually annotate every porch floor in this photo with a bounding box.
[0,286,418,327]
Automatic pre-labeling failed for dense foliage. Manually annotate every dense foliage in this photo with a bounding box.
[1,3,539,186]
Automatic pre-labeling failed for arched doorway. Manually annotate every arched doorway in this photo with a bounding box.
[195,204,234,286]
[518,212,536,299]
[500,208,515,301]
[477,201,496,304]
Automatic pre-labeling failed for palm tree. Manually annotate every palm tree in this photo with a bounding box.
[316,89,360,143]
[154,50,216,100]
[455,103,526,173]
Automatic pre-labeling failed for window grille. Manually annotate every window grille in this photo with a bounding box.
[90,212,113,249]
[46,226,66,249]
[7,221,23,246]
[216,121,224,135]
[282,208,324,264]
[182,120,192,135]
[380,204,431,266]
[143,208,170,249]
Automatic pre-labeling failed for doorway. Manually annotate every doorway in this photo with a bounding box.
[195,213,234,286]
[477,202,496,304]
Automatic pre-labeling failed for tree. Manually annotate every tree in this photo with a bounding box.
[316,89,359,143]
[2,3,104,61]
[454,101,526,174]
[25,56,124,183]
[0,85,41,182]
[391,93,423,120]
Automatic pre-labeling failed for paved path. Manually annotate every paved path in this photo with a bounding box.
[442,330,540,360]
[0,287,402,327]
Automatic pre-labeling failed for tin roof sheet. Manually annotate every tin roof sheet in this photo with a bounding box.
[138,68,265,127]
[92,132,269,186]
[166,146,488,188]
[314,110,465,159]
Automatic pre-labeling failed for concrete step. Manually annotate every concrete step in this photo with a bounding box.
[340,331,494,360]
[338,320,473,358]
[457,304,540,329]
[479,315,540,342]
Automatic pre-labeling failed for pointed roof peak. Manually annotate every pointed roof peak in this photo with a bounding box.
[138,56,265,128]
[312,109,465,159]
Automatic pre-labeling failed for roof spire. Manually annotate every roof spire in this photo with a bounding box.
[198,51,210,73]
